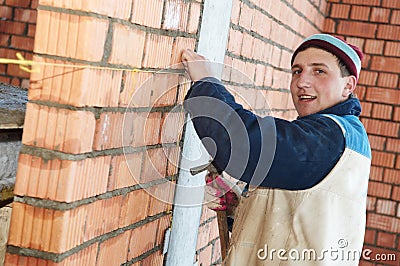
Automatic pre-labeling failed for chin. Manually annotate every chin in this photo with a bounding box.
[297,110,314,117]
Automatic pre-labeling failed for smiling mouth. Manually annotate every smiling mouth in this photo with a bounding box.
[299,95,317,101]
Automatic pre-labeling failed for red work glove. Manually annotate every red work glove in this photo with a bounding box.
[204,174,242,217]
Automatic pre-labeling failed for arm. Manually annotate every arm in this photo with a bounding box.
[184,78,345,190]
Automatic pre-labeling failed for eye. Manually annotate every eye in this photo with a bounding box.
[315,69,326,74]
[292,69,301,75]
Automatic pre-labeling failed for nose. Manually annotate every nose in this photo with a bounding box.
[296,72,312,89]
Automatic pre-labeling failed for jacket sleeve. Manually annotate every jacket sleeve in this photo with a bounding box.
[184,77,345,190]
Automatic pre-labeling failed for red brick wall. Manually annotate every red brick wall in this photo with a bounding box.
[324,1,400,265]
[0,0,37,88]
[5,0,198,265]
[2,0,399,265]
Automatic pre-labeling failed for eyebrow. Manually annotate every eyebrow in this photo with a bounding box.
[291,62,330,70]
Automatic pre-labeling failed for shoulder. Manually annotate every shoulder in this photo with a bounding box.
[274,113,346,139]
[321,114,371,159]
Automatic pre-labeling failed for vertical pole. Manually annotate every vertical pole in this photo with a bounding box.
[165,0,233,265]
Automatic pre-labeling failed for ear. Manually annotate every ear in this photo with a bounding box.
[342,75,357,98]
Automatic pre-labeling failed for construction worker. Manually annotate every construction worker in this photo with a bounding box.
[181,33,371,265]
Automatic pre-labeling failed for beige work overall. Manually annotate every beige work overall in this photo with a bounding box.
[224,120,371,265]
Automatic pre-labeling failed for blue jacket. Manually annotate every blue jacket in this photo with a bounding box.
[184,77,367,190]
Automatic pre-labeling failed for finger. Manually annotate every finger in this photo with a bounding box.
[180,49,195,62]
[206,186,224,198]
[207,202,226,211]
[205,186,218,197]
[181,49,206,61]
[214,176,242,197]
[205,196,226,209]
[205,173,215,184]
[181,60,188,69]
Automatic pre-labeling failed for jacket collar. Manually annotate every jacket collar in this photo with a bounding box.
[318,95,361,117]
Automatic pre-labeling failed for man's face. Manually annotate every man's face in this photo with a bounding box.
[290,47,354,117]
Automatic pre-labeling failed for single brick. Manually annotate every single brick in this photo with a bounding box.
[376,199,397,216]
[22,103,96,154]
[187,2,201,34]
[350,6,371,21]
[238,3,253,29]
[394,107,400,122]
[81,0,132,19]
[156,215,171,246]
[142,34,174,68]
[5,0,29,7]
[14,8,37,23]
[0,6,13,19]
[241,33,254,59]
[364,39,384,54]
[123,112,161,147]
[363,229,376,245]
[30,56,122,107]
[392,186,400,201]
[141,251,164,265]
[366,196,376,211]
[140,147,168,183]
[119,71,153,107]
[383,169,400,184]
[196,222,212,250]
[109,23,146,67]
[330,4,350,18]
[391,10,400,25]
[342,0,380,5]
[119,189,149,228]
[11,35,34,52]
[108,153,142,191]
[337,21,377,38]
[160,112,185,144]
[163,0,189,31]
[131,0,164,28]
[227,29,244,55]
[34,10,108,61]
[96,231,131,266]
[377,24,400,41]
[128,220,158,260]
[367,213,400,233]
[367,135,385,150]
[358,71,378,86]
[166,146,180,176]
[84,196,123,240]
[371,7,390,23]
[382,0,400,8]
[362,118,399,138]
[385,41,400,57]
[170,37,196,66]
[371,150,396,168]
[149,73,179,107]
[198,244,213,266]
[360,101,372,117]
[93,112,124,151]
[377,73,398,88]
[372,103,392,120]
[366,87,400,105]
[147,181,173,216]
